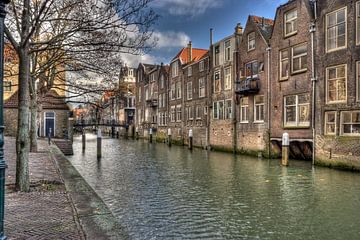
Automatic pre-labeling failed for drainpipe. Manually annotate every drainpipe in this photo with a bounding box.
[266,46,271,158]
[310,22,317,165]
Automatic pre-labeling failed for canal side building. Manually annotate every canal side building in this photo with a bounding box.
[156,64,170,142]
[314,0,360,169]
[269,0,315,160]
[236,15,273,156]
[183,52,211,148]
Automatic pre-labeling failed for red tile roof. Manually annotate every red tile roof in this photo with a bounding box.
[251,15,274,26]
[172,47,208,64]
[4,90,70,110]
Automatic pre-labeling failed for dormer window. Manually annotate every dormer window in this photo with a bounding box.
[172,62,178,77]
[225,40,231,60]
[284,9,297,37]
[248,32,255,51]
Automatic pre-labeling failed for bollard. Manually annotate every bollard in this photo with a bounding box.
[188,129,193,150]
[82,131,86,151]
[135,127,139,140]
[97,129,102,159]
[116,131,119,139]
[282,132,289,166]
[167,128,172,147]
[125,125,129,139]
[149,128,153,143]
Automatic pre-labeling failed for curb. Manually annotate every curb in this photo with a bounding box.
[49,144,129,240]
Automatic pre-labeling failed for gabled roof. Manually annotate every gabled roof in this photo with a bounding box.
[5,90,70,110]
[172,47,208,64]
[250,15,274,43]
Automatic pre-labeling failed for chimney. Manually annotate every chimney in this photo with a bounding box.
[187,41,192,63]
[210,28,213,46]
[235,23,243,35]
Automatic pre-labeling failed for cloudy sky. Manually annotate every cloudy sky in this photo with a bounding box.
[124,0,288,67]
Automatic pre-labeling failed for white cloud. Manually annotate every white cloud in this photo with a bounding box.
[153,31,190,48]
[153,0,223,16]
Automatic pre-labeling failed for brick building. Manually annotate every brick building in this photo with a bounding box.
[236,16,273,156]
[269,0,314,159]
[314,0,360,169]
[156,64,170,141]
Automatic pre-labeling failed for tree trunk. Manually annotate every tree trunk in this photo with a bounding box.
[15,48,30,192]
[29,91,38,152]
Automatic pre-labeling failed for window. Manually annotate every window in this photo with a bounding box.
[176,81,181,99]
[212,101,224,119]
[199,77,205,98]
[357,2,360,45]
[204,106,208,115]
[188,66,192,76]
[4,81,11,92]
[160,75,164,89]
[171,83,175,100]
[187,82,192,100]
[284,9,297,37]
[284,94,310,127]
[254,95,265,122]
[145,88,149,100]
[225,40,231,61]
[240,97,249,123]
[245,61,259,78]
[325,112,337,135]
[187,106,193,120]
[150,73,155,82]
[163,93,166,107]
[176,105,182,122]
[196,105,201,119]
[170,106,175,122]
[327,65,347,103]
[214,71,221,93]
[224,67,232,90]
[326,7,346,52]
[129,69,133,77]
[225,99,232,119]
[280,49,289,80]
[172,62,178,77]
[357,62,360,101]
[341,111,360,135]
[248,32,255,51]
[291,43,307,73]
[199,60,204,72]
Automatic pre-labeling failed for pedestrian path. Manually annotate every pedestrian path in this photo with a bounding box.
[4,137,84,240]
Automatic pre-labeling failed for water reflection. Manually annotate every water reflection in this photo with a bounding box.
[68,134,360,240]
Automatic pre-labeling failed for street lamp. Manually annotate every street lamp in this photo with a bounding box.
[0,1,10,239]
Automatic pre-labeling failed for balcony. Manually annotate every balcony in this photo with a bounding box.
[235,77,260,95]
[146,98,158,108]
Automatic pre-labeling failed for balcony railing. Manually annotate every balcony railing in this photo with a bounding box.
[235,77,260,95]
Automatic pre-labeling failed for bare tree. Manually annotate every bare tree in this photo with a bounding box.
[5,0,158,191]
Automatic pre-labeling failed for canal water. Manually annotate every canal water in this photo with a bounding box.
[68,134,360,240]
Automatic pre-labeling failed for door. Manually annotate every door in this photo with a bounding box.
[44,112,55,137]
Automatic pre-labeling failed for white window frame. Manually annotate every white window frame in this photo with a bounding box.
[240,97,249,123]
[214,70,221,93]
[187,106,193,120]
[245,60,259,78]
[340,111,360,136]
[291,43,307,74]
[171,83,175,100]
[187,81,192,100]
[284,94,310,127]
[196,105,201,119]
[225,99,232,119]
[254,95,265,123]
[284,9,298,37]
[248,32,255,51]
[357,1,360,45]
[224,67,232,90]
[160,75,164,89]
[225,40,231,61]
[199,60,204,72]
[176,81,181,99]
[213,101,218,119]
[326,64,347,104]
[188,66,192,77]
[324,111,337,135]
[172,62,178,77]
[170,106,175,122]
[325,7,347,53]
[280,49,289,80]
[199,77,205,98]
[176,105,182,122]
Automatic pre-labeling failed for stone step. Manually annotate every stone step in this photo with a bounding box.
[53,140,74,156]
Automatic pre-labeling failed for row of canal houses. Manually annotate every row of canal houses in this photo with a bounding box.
[134,0,360,169]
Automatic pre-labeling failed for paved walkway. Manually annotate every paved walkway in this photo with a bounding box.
[4,137,85,240]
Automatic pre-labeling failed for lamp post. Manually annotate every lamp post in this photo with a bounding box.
[0,1,10,239]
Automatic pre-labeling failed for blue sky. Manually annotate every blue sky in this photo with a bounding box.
[124,0,288,67]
